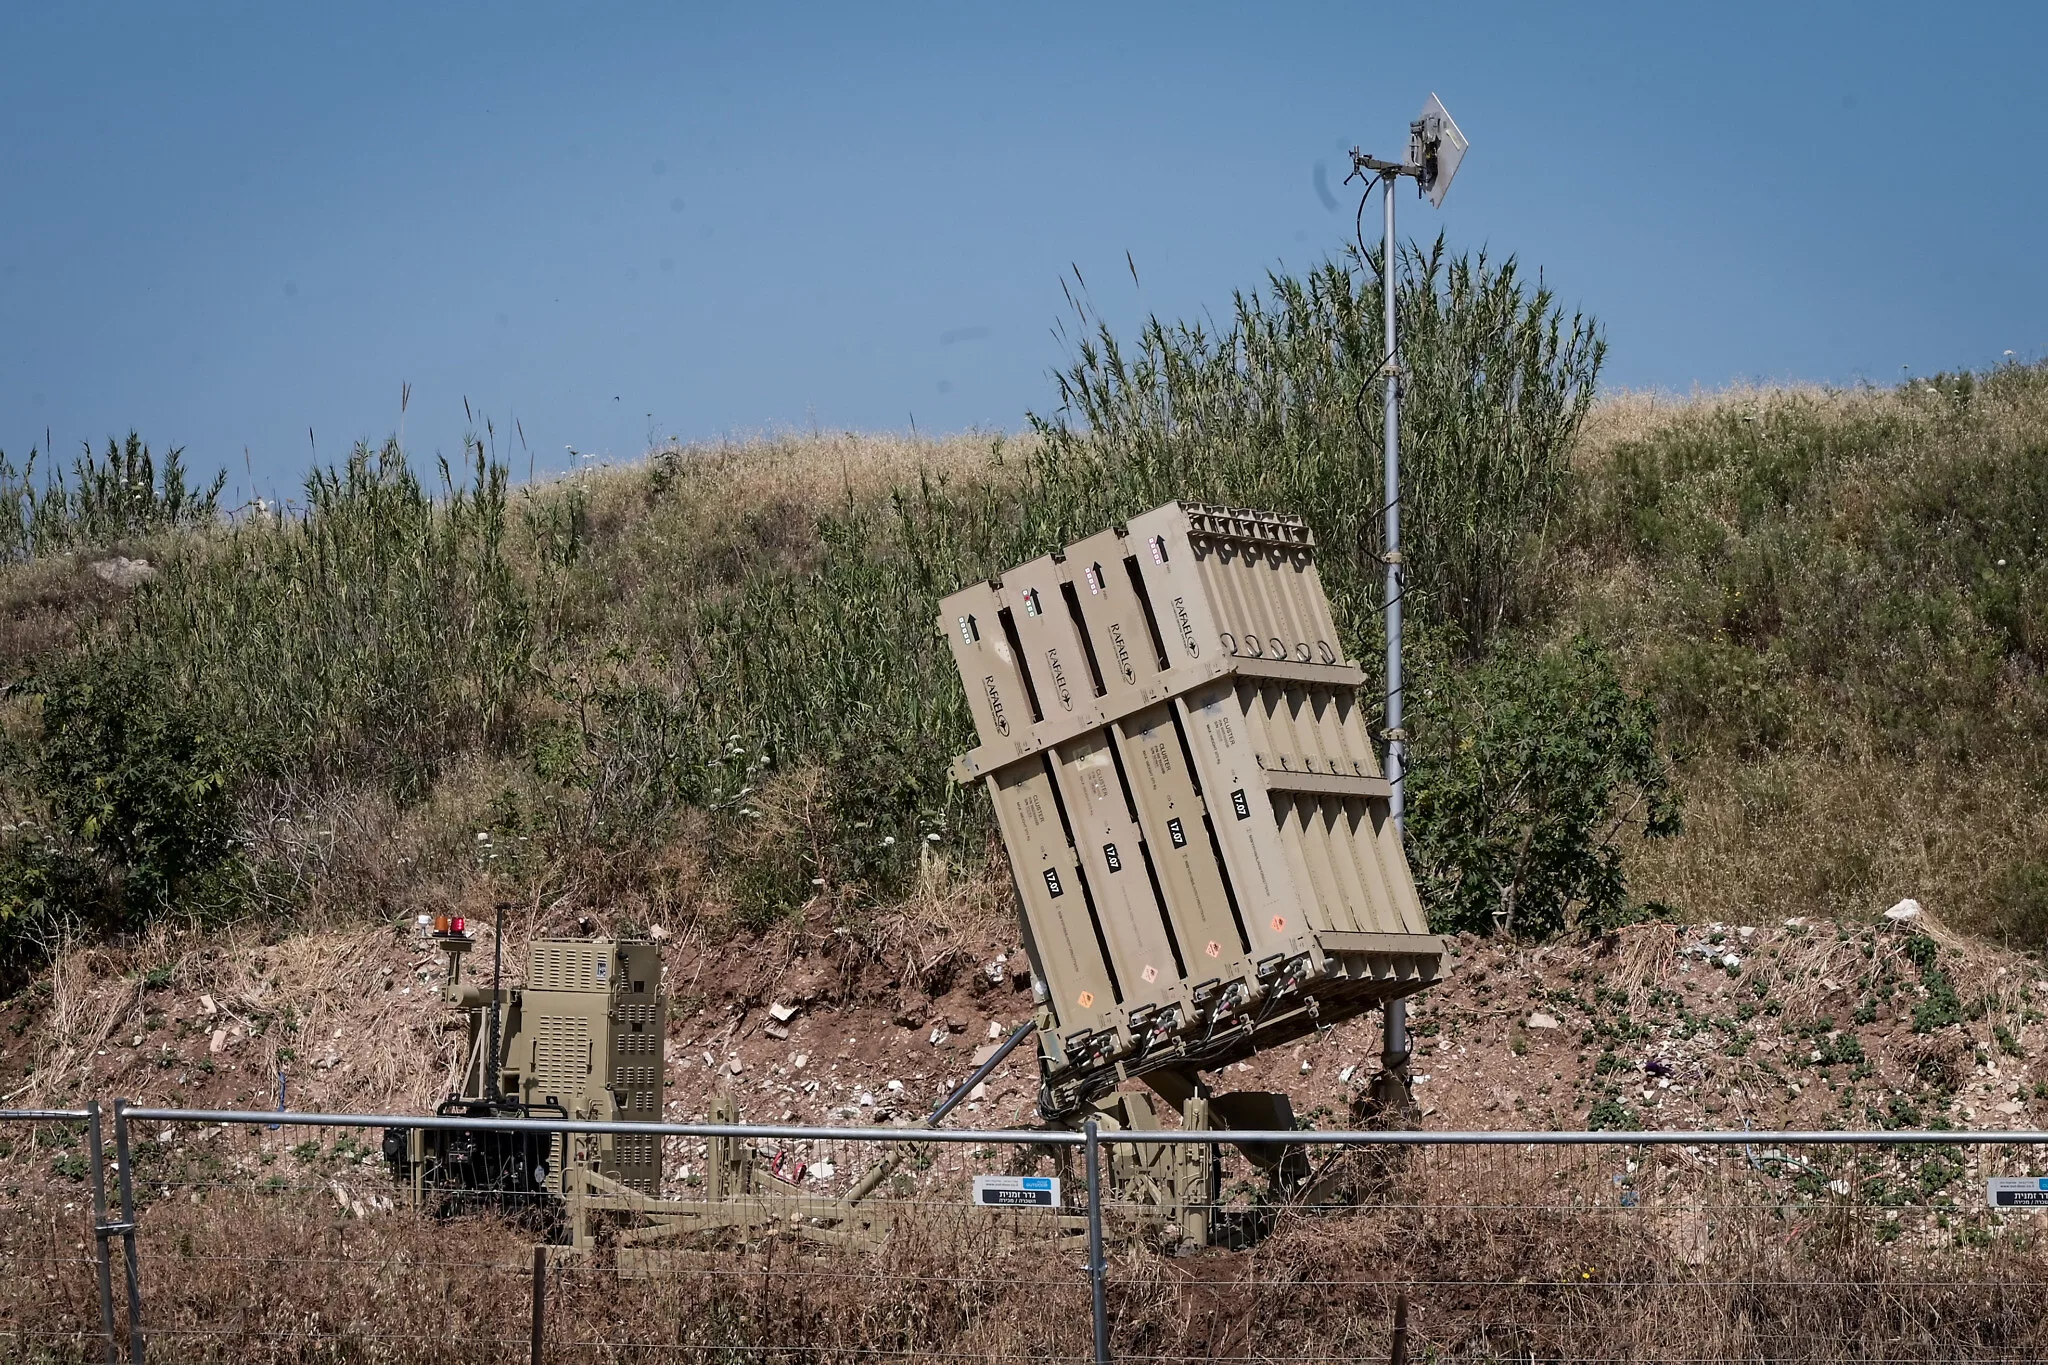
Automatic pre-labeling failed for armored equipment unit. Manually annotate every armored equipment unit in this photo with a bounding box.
[940,500,1445,1119]
[383,925,665,1213]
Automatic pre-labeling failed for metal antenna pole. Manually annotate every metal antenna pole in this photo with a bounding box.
[1382,166,1404,833]
[1379,160,1412,1095]
[1353,94,1465,1104]
[486,901,506,1106]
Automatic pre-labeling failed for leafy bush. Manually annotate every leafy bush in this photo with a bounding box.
[0,652,249,973]
[1406,637,1679,937]
[30,654,244,907]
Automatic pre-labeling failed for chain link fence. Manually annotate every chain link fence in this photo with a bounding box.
[6,1103,2048,1363]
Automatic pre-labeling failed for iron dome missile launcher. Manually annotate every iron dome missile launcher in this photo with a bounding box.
[939,501,1445,1121]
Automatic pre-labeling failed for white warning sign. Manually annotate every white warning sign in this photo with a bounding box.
[1987,1176,2048,1209]
[973,1174,1060,1208]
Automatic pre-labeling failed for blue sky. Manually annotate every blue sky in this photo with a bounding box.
[2,2,2043,499]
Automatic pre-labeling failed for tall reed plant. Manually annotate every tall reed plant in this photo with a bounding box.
[0,433,224,559]
[1029,238,1605,652]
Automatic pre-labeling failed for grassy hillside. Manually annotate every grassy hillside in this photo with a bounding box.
[0,287,2043,975]
[1559,371,2048,944]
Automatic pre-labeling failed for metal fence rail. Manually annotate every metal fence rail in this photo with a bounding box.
[0,1105,115,1364]
[11,1102,2048,1364]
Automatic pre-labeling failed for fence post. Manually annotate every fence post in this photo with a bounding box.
[111,1100,147,1365]
[531,1243,547,1365]
[1389,1291,1409,1365]
[1085,1119,1109,1365]
[84,1102,120,1365]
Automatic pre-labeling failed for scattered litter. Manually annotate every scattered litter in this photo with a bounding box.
[768,1002,798,1024]
[1884,898,1923,922]
[886,1079,904,1092]
[858,1092,874,1108]
[928,1025,948,1047]
[726,1058,745,1076]
[1339,1065,1356,1084]
[1526,1013,1560,1030]
[200,995,218,1016]
[791,1053,809,1070]
[1721,953,1742,969]
[1827,1179,1851,1197]
[209,1029,228,1054]
[987,1020,1003,1039]
[969,1043,1002,1067]
[969,1082,988,1102]
[763,1023,790,1041]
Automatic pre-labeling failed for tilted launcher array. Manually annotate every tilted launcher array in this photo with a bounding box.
[940,500,1446,1118]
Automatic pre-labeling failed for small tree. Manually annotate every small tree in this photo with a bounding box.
[1406,637,1680,937]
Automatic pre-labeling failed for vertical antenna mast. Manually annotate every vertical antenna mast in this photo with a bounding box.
[1381,161,1404,830]
[486,900,506,1106]
[1349,92,1468,1105]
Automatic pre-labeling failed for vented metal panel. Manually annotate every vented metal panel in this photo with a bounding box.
[942,501,1445,1113]
[528,942,609,992]
[533,1016,590,1094]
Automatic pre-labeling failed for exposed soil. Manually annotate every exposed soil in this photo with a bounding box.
[4,892,2041,1155]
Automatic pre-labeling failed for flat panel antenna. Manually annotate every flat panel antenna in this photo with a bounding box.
[1410,93,1468,208]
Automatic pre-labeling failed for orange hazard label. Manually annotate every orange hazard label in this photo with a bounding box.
[1271,915,1287,933]
[1077,991,1095,1009]
[1204,940,1221,958]
[1141,965,1159,983]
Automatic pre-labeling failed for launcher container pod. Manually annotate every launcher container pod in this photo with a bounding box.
[942,501,1445,1117]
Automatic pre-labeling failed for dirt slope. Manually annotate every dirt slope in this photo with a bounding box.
[4,877,2041,1204]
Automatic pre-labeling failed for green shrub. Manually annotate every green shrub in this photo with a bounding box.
[1586,1097,1638,1131]
[29,653,245,908]
[1406,637,1679,937]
